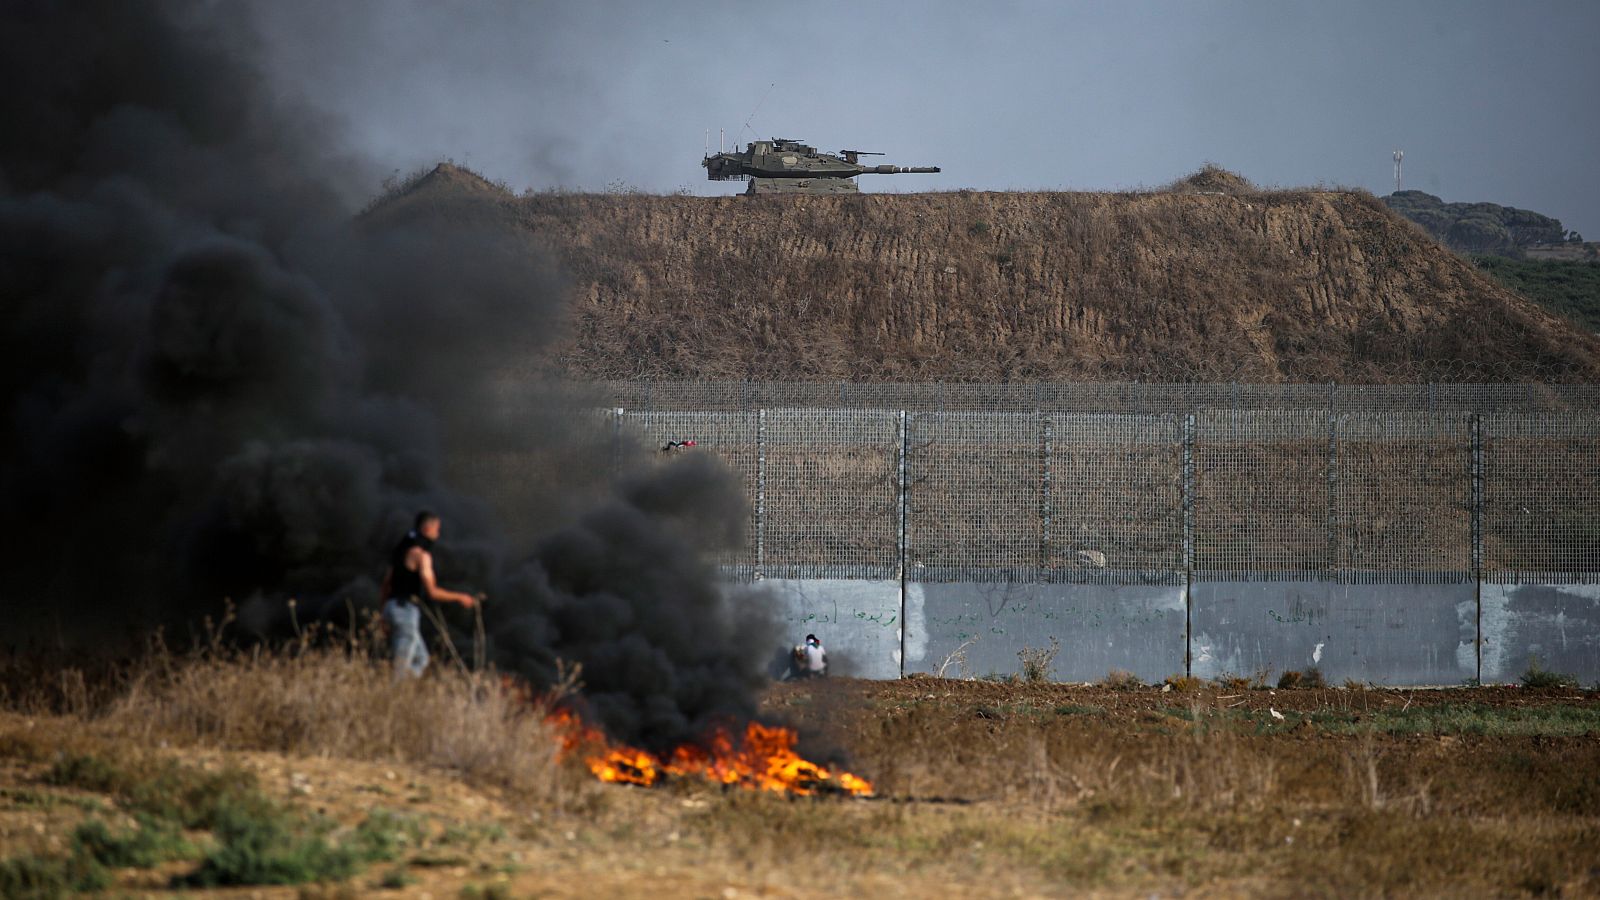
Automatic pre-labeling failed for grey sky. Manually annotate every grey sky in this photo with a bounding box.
[250,0,1600,235]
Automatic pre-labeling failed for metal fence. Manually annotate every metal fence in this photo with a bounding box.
[602,384,1600,585]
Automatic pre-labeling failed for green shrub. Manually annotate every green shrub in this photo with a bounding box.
[1521,659,1580,691]
[72,814,197,868]
[182,806,359,887]
[43,753,123,793]
[0,852,110,899]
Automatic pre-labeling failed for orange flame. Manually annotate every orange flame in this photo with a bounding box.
[546,708,873,797]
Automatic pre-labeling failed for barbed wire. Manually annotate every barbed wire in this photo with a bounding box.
[583,373,1600,414]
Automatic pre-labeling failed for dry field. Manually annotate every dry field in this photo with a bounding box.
[2,645,1598,898]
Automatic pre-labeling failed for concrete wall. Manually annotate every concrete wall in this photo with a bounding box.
[1189,581,1476,686]
[1480,581,1600,684]
[900,581,1186,683]
[753,579,902,680]
[749,576,1600,686]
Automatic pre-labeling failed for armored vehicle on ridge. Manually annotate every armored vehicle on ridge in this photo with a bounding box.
[703,138,940,195]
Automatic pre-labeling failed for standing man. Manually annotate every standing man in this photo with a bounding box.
[380,511,478,677]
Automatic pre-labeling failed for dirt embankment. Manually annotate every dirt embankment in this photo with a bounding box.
[380,165,1600,382]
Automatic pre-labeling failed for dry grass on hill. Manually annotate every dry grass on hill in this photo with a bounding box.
[371,163,1600,383]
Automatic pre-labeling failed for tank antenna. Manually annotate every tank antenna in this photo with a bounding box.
[740,82,776,144]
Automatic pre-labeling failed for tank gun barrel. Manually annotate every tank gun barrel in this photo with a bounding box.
[864,165,941,175]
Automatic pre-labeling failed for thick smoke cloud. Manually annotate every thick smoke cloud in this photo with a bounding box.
[0,0,774,750]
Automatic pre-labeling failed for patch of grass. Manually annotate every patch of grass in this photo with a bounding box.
[1276,668,1326,689]
[1211,674,1262,691]
[0,786,103,812]
[100,640,565,803]
[1100,670,1144,691]
[0,852,110,900]
[41,748,412,888]
[72,814,198,868]
[409,852,473,868]
[43,752,122,792]
[460,883,514,900]
[182,803,409,888]
[48,752,276,831]
[378,866,417,889]
[347,809,423,863]
[1053,704,1105,717]
[437,821,507,849]
[1163,675,1204,692]
[1305,703,1600,737]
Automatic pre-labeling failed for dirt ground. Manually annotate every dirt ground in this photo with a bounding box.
[3,678,1599,898]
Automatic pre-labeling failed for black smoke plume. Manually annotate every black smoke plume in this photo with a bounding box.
[0,1,775,751]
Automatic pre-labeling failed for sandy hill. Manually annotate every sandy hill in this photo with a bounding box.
[374,165,1600,382]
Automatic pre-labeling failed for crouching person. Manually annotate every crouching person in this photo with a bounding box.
[791,633,827,679]
[380,511,479,678]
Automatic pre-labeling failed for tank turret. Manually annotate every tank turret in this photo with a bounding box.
[703,138,940,195]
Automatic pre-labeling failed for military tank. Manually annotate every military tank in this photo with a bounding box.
[703,138,940,195]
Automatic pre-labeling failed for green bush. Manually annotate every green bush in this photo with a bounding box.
[1521,660,1580,691]
[182,806,360,887]
[43,753,123,793]
[0,852,110,899]
[72,814,197,868]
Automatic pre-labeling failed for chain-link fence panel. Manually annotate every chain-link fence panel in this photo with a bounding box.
[1482,413,1600,581]
[1047,414,1185,583]
[1193,410,1331,576]
[762,409,900,579]
[1332,413,1472,579]
[618,410,760,573]
[600,394,1598,585]
[904,412,1042,579]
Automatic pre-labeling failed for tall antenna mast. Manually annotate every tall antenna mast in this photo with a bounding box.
[740,82,776,144]
[1393,149,1404,193]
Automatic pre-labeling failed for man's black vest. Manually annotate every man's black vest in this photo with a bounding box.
[388,531,433,601]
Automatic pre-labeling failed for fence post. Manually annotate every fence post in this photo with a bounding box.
[756,408,766,581]
[1182,413,1196,678]
[1040,413,1053,574]
[1471,413,1484,684]
[1327,400,1341,579]
[611,407,625,476]
[897,410,910,678]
